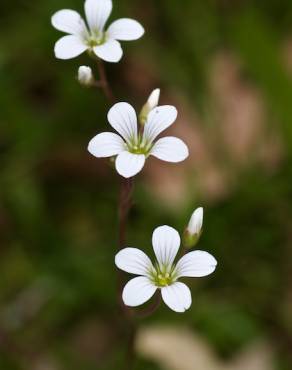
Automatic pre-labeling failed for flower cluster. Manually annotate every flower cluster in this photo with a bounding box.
[115,215,217,312]
[52,0,217,314]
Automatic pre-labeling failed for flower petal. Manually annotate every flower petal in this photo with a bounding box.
[85,0,112,32]
[107,18,144,41]
[88,132,125,158]
[175,251,217,278]
[150,136,189,163]
[122,277,157,307]
[107,102,138,143]
[51,9,88,36]
[152,225,180,268]
[115,248,154,276]
[93,39,123,63]
[161,282,192,312]
[54,35,87,59]
[143,105,178,143]
[115,151,145,178]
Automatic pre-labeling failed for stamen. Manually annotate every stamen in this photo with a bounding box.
[87,32,106,48]
[128,137,153,155]
[151,265,176,287]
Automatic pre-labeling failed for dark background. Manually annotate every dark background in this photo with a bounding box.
[1,0,292,369]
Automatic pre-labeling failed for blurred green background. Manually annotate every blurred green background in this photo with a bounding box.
[1,0,292,369]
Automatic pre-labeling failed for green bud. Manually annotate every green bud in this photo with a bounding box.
[183,229,202,249]
[139,88,160,126]
[183,207,203,249]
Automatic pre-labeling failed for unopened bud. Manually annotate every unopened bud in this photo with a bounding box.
[183,207,203,248]
[139,88,160,125]
[78,66,93,86]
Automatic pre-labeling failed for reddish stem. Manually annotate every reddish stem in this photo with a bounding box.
[96,58,116,103]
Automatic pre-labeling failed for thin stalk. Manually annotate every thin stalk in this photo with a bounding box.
[124,321,137,370]
[96,58,116,103]
[93,59,137,369]
[136,291,161,318]
[117,177,134,311]
[118,177,134,248]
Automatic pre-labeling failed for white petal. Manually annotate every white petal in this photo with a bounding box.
[175,251,217,278]
[122,277,157,307]
[107,102,138,143]
[88,132,125,158]
[51,9,88,36]
[54,35,87,59]
[85,0,112,32]
[187,207,203,235]
[161,282,192,313]
[93,39,123,63]
[107,18,144,41]
[150,136,189,163]
[115,151,145,178]
[115,248,154,276]
[143,105,178,143]
[152,225,180,268]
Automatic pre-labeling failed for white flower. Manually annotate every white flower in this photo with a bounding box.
[87,102,189,178]
[78,65,93,85]
[51,0,144,63]
[187,207,203,235]
[115,225,217,313]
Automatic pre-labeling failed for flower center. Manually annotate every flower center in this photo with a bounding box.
[87,31,106,47]
[149,264,177,287]
[156,273,172,286]
[127,136,153,155]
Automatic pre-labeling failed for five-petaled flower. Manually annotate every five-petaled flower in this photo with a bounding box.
[115,225,217,312]
[51,0,144,62]
[88,102,189,178]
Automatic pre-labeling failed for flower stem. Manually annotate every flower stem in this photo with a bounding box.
[118,178,134,248]
[123,320,137,370]
[117,177,135,310]
[136,291,161,318]
[96,58,116,103]
[92,61,137,368]
[117,177,138,370]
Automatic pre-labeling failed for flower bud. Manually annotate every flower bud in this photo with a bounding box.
[78,66,93,86]
[139,88,160,125]
[183,207,203,248]
[147,89,160,110]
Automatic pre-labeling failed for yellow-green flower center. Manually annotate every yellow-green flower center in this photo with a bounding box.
[127,136,153,155]
[149,264,177,287]
[156,273,172,286]
[87,31,106,47]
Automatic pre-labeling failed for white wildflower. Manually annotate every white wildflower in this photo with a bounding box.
[88,101,189,178]
[52,0,144,63]
[115,225,217,312]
